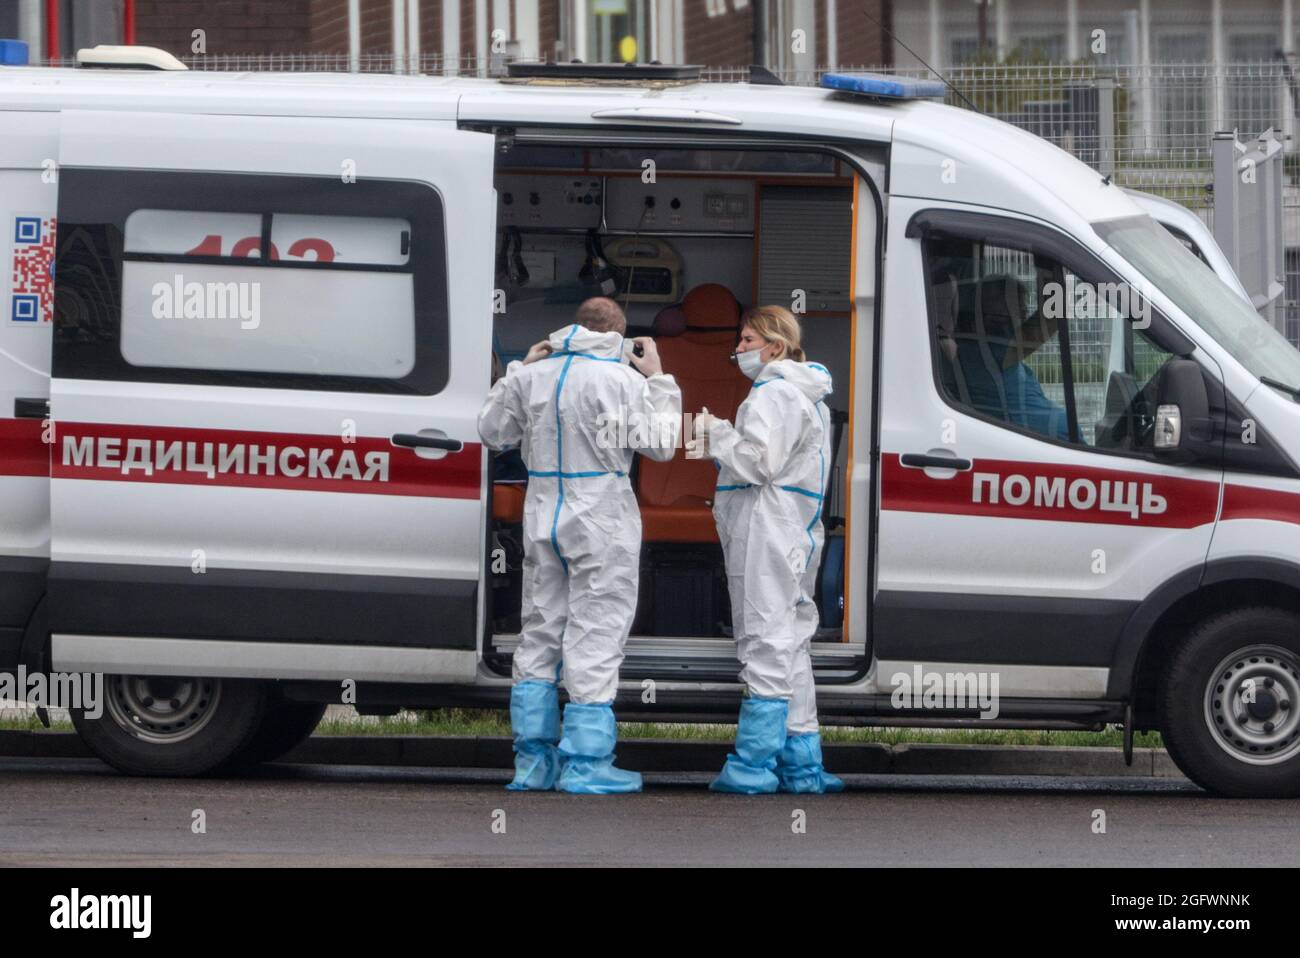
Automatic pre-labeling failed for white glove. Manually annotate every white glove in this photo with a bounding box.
[694,407,719,436]
[686,407,720,459]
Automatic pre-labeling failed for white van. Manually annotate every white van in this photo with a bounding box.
[3,57,1300,796]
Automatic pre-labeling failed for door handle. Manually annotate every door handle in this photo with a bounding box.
[392,433,464,453]
[13,397,48,420]
[900,453,972,471]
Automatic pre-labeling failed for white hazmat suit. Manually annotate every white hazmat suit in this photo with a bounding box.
[478,324,682,704]
[708,359,833,734]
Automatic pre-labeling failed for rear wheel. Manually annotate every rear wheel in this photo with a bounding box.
[71,675,270,777]
[228,694,327,769]
[1160,607,1300,797]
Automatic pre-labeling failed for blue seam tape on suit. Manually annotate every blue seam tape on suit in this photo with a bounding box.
[806,404,828,559]
[548,325,580,574]
[716,482,822,499]
[530,470,626,478]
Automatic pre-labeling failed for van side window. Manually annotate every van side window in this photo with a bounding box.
[121,210,416,379]
[926,235,1176,455]
[928,237,1071,443]
[54,170,449,395]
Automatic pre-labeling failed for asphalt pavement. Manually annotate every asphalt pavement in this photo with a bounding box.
[0,757,1290,867]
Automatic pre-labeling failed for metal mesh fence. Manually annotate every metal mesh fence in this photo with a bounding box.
[43,53,1300,345]
[918,62,1299,347]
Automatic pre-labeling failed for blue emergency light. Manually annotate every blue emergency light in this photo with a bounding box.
[820,72,946,100]
[0,39,29,66]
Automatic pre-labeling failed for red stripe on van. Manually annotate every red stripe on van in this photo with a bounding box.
[1220,482,1300,525]
[48,421,481,499]
[0,418,51,477]
[881,453,1221,529]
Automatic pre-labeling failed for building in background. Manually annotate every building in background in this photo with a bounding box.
[888,1,1297,155]
[13,1,1300,74]
[5,0,129,60]
[893,0,1292,71]
[4,0,889,72]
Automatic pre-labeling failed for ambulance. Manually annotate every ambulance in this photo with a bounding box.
[2,49,1299,797]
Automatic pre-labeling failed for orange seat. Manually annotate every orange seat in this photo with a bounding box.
[639,284,750,543]
[638,500,722,543]
[493,482,525,523]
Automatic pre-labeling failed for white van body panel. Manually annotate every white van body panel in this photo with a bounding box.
[36,100,495,682]
[889,104,1143,231]
[0,110,56,564]
[0,66,463,120]
[1211,382,1300,570]
[456,78,895,142]
[52,633,478,683]
[51,110,491,581]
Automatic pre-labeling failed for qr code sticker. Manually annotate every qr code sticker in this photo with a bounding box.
[10,215,56,323]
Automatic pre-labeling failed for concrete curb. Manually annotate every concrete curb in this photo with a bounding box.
[0,731,1186,778]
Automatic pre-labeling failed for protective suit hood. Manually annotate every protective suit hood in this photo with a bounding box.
[757,359,833,404]
[547,324,625,360]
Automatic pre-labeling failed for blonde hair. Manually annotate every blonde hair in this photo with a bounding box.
[742,305,806,362]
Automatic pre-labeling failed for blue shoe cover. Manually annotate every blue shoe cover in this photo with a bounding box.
[710,697,788,794]
[557,702,642,794]
[775,731,845,794]
[507,680,561,791]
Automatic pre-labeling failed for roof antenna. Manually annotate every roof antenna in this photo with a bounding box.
[860,7,981,114]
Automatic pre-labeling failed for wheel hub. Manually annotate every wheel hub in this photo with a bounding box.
[1246,688,1280,722]
[104,675,222,745]
[1204,646,1300,766]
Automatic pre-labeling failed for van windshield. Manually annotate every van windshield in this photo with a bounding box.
[1093,214,1300,394]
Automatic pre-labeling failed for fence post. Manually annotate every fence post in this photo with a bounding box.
[1213,129,1288,330]
[1264,129,1287,332]
[347,0,360,73]
[1097,74,1115,177]
[1212,131,1239,266]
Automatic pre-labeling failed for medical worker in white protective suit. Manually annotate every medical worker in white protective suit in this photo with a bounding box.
[478,297,682,794]
[689,305,844,794]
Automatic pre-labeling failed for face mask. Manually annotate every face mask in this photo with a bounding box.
[733,348,767,380]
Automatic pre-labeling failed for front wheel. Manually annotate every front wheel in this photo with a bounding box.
[71,675,270,777]
[1160,607,1300,797]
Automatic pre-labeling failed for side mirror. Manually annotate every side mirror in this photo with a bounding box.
[1153,359,1213,458]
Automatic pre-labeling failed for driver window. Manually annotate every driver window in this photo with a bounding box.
[927,236,1070,443]
[926,235,1174,456]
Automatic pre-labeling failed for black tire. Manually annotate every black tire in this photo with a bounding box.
[1160,607,1300,798]
[225,694,327,769]
[71,675,271,777]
